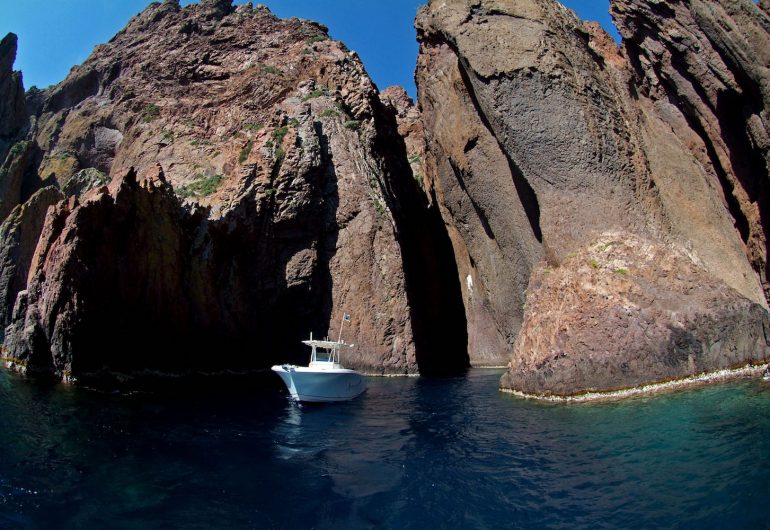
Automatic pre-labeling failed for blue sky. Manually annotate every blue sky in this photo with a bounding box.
[0,0,619,99]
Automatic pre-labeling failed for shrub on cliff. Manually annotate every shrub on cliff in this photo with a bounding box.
[176,174,223,198]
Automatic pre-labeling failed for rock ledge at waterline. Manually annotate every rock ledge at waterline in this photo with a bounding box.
[500,232,770,398]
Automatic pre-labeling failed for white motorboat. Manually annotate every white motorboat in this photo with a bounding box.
[272,320,366,402]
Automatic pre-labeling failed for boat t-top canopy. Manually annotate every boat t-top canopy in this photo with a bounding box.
[303,332,352,366]
[301,339,350,350]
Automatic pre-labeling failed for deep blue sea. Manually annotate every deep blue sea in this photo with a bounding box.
[1,368,769,529]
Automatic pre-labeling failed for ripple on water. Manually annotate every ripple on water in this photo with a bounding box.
[1,369,770,528]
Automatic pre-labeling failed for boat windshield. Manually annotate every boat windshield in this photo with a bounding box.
[314,350,334,362]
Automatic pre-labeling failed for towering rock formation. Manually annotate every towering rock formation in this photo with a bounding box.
[0,33,26,157]
[2,0,468,383]
[414,0,770,396]
[2,0,769,395]
[0,33,31,223]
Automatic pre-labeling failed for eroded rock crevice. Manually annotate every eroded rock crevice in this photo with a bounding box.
[453,57,543,244]
[375,90,469,375]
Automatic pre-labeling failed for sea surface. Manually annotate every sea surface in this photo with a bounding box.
[1,368,769,529]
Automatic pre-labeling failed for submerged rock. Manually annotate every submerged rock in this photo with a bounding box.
[500,232,770,397]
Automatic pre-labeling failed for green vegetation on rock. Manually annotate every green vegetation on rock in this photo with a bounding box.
[270,127,290,161]
[319,108,340,118]
[301,89,326,102]
[272,126,289,143]
[142,103,160,123]
[305,35,327,45]
[176,174,224,198]
[239,140,253,164]
[260,64,283,76]
[9,140,31,158]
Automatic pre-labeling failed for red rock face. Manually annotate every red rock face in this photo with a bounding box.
[501,232,770,397]
[0,186,63,337]
[2,0,470,383]
[612,0,770,300]
[415,0,770,392]
[2,162,411,383]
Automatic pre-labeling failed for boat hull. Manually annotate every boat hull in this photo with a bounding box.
[271,365,367,402]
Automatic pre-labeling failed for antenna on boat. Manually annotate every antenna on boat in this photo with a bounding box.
[337,312,351,343]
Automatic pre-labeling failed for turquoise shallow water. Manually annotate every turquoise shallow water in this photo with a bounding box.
[1,368,769,529]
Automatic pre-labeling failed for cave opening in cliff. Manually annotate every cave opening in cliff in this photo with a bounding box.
[374,103,470,377]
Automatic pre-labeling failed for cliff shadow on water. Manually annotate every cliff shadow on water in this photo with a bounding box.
[374,101,470,376]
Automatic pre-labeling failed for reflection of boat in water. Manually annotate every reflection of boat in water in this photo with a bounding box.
[272,316,367,402]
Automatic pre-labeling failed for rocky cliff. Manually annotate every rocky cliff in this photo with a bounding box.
[0,186,63,339]
[612,0,770,301]
[0,33,26,158]
[2,0,769,395]
[414,0,770,396]
[1,0,468,383]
